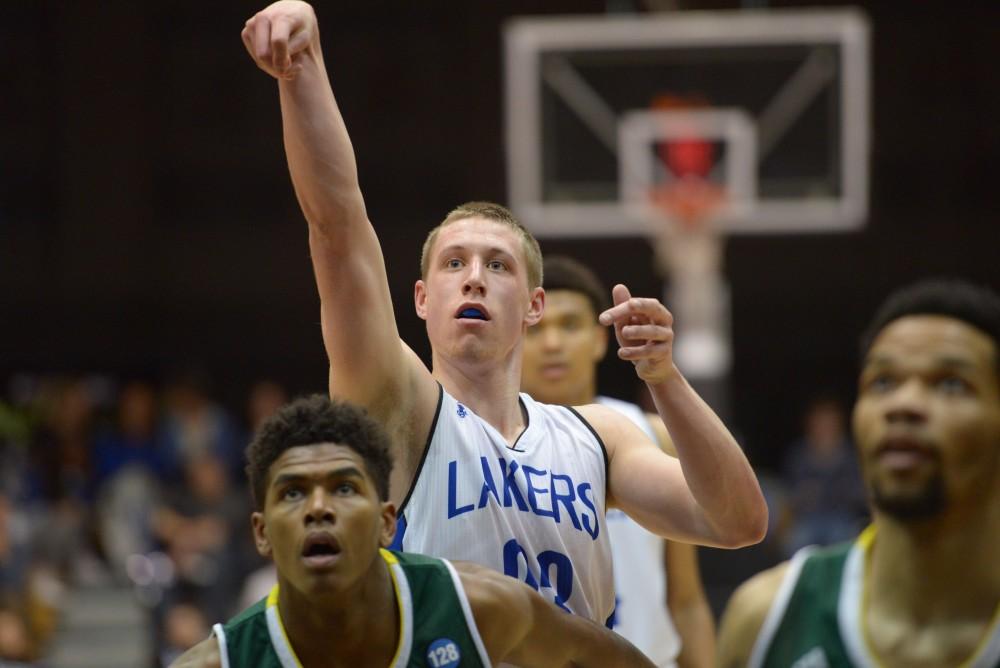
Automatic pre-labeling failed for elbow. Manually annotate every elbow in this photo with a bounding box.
[718,500,769,549]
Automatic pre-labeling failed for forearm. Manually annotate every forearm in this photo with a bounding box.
[548,618,654,668]
[674,600,716,668]
[506,589,655,668]
[277,39,367,239]
[648,370,766,546]
[565,636,654,668]
[665,541,716,668]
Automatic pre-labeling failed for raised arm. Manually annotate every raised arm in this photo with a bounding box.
[241,3,433,428]
[458,562,655,668]
[586,284,767,548]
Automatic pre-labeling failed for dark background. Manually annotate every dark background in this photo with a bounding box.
[2,0,998,472]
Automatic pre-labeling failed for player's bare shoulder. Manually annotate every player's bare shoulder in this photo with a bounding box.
[575,402,647,451]
[717,560,791,667]
[167,636,221,668]
[455,560,533,620]
[453,560,533,656]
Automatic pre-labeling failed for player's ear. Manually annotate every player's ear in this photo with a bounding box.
[379,502,397,548]
[525,287,545,326]
[414,280,429,320]
[252,512,272,558]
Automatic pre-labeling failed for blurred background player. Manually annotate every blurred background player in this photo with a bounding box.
[777,395,868,557]
[717,279,1000,667]
[170,395,655,668]
[522,255,715,668]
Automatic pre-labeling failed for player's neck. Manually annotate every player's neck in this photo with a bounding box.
[547,388,596,407]
[543,378,597,407]
[869,504,1000,621]
[278,558,399,667]
[433,350,526,443]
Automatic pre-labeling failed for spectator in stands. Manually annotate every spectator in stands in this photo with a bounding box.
[158,369,241,482]
[778,397,868,556]
[152,451,254,623]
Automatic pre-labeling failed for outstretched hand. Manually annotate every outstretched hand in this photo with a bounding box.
[241,1,318,80]
[598,284,677,384]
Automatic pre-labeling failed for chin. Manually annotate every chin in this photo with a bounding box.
[871,478,946,522]
[452,339,495,363]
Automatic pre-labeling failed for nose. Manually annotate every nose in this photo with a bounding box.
[303,487,334,525]
[882,378,928,426]
[541,325,564,352]
[462,259,486,296]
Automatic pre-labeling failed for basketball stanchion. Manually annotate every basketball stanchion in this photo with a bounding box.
[649,166,731,382]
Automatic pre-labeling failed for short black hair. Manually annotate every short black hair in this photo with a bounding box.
[543,255,611,317]
[246,395,393,510]
[860,279,1000,368]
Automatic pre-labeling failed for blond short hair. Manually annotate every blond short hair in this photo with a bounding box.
[419,201,543,289]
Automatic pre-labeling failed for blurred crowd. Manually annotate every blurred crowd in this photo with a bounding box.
[0,371,288,666]
[0,371,870,666]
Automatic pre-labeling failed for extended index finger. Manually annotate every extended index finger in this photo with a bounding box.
[599,296,668,326]
[599,284,631,325]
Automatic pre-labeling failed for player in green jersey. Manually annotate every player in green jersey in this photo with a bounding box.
[718,279,1000,668]
[170,395,654,667]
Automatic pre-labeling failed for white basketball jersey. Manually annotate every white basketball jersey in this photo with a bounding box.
[391,386,614,624]
[598,395,682,668]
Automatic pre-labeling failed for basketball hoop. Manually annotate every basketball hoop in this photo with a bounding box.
[649,175,726,278]
[651,176,726,233]
[647,175,731,379]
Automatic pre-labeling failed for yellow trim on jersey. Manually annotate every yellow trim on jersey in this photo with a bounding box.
[857,525,883,668]
[266,585,304,668]
[380,548,406,668]
[859,525,1000,668]
[267,583,280,607]
[260,552,409,668]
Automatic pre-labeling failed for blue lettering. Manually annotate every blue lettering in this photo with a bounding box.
[478,456,500,508]
[523,466,556,519]
[447,460,474,518]
[502,538,538,589]
[577,482,600,540]
[550,473,579,530]
[538,550,573,612]
[500,458,529,511]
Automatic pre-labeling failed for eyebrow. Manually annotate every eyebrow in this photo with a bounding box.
[270,466,367,489]
[437,244,517,261]
[863,354,978,371]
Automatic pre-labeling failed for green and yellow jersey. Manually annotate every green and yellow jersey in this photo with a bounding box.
[750,527,1000,668]
[213,549,490,668]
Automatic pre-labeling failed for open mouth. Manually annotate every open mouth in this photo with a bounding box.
[301,533,341,568]
[456,305,490,321]
[540,363,569,380]
[876,436,937,470]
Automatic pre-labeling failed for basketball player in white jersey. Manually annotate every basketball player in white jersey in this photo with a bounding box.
[241,0,767,626]
[522,256,715,668]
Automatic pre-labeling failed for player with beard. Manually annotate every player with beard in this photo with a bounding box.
[717,279,1000,668]
[240,0,767,629]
